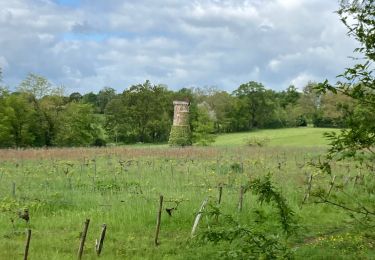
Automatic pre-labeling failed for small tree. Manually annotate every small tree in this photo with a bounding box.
[192,102,216,146]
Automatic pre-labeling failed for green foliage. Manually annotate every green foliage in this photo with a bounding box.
[232,81,276,130]
[192,87,236,133]
[315,0,375,159]
[105,80,173,143]
[97,87,116,114]
[280,85,301,108]
[197,215,293,259]
[192,102,217,146]
[296,115,307,127]
[244,136,270,147]
[311,0,375,226]
[18,73,63,99]
[0,71,355,148]
[0,93,36,147]
[0,65,355,148]
[0,141,374,258]
[69,92,82,102]
[55,102,102,146]
[245,174,296,235]
[168,125,192,146]
[195,175,295,259]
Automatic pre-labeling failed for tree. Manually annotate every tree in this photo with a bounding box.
[69,92,82,102]
[313,91,353,127]
[18,73,63,98]
[317,0,375,157]
[192,102,217,146]
[82,92,98,110]
[104,97,123,144]
[55,102,101,146]
[18,74,64,146]
[232,81,275,130]
[105,81,173,143]
[0,68,9,97]
[0,93,36,147]
[279,85,300,108]
[97,87,116,114]
[313,0,375,222]
[193,87,236,133]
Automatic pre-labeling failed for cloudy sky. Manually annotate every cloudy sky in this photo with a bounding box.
[0,0,357,94]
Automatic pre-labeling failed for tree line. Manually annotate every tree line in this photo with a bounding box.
[0,70,354,147]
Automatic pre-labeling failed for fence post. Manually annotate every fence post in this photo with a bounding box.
[155,195,163,246]
[78,219,90,259]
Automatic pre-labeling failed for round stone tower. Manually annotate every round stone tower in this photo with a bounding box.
[168,100,192,146]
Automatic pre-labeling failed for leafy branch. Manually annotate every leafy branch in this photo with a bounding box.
[245,174,296,235]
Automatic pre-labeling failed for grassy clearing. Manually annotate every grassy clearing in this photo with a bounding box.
[0,128,373,259]
[214,127,340,147]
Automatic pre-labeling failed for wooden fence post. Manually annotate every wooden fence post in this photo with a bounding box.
[95,224,107,256]
[302,174,313,204]
[327,175,336,197]
[155,195,163,246]
[78,219,90,259]
[218,185,223,204]
[191,198,209,238]
[238,186,244,212]
[23,229,31,260]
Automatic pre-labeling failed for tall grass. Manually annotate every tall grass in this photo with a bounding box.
[0,129,373,259]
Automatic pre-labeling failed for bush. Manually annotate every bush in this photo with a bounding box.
[168,125,192,146]
[92,138,106,147]
[244,136,270,147]
[296,115,307,127]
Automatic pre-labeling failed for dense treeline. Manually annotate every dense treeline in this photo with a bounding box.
[0,69,353,147]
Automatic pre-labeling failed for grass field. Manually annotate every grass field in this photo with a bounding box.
[0,127,374,259]
[214,127,340,147]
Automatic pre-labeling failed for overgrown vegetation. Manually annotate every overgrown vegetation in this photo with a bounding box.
[0,140,374,259]
[194,174,295,259]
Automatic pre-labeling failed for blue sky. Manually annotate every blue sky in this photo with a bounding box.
[56,0,80,7]
[0,0,357,94]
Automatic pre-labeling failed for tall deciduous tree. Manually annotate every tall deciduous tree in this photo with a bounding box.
[232,81,275,130]
[105,81,173,143]
[97,87,116,114]
[0,93,36,147]
[55,102,101,146]
[18,74,64,146]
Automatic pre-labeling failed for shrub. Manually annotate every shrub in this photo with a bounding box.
[168,125,192,146]
[244,136,270,147]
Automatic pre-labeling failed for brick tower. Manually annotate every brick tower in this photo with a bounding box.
[168,101,192,146]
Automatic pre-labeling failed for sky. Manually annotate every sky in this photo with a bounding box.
[0,0,358,94]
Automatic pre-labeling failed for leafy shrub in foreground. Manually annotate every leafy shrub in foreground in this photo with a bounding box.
[194,174,296,259]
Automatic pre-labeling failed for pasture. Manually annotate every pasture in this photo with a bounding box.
[0,128,374,259]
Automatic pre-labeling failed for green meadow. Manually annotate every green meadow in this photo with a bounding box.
[0,127,374,259]
[214,127,340,147]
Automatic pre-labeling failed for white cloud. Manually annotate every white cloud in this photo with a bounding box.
[268,59,281,72]
[290,72,319,90]
[0,0,358,93]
